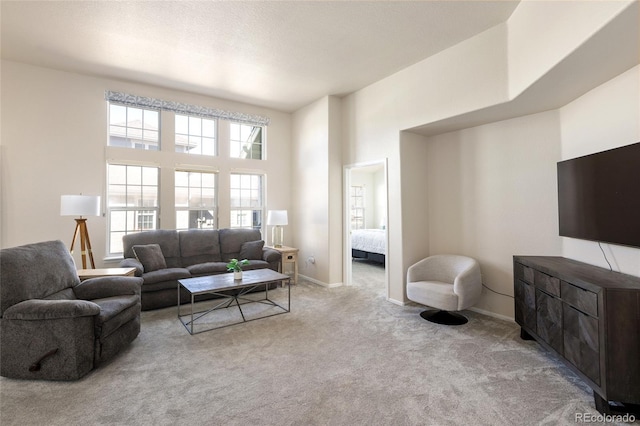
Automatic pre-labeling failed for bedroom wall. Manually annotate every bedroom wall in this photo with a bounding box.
[0,60,292,267]
[350,169,376,229]
[559,65,640,277]
[373,168,385,229]
[350,166,385,230]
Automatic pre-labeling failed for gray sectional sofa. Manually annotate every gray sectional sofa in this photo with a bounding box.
[119,228,281,310]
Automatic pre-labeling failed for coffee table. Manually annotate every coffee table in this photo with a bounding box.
[177,269,291,335]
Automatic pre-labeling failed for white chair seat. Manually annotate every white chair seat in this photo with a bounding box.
[406,280,458,312]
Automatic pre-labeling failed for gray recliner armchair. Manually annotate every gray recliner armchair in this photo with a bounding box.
[0,240,143,380]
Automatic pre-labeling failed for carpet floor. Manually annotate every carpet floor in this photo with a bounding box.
[0,262,630,425]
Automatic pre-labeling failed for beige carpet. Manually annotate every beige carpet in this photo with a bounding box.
[0,263,623,425]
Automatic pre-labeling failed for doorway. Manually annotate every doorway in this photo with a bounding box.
[344,159,389,299]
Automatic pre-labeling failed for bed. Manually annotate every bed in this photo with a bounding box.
[351,229,386,264]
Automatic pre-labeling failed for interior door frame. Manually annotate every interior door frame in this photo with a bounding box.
[343,158,389,299]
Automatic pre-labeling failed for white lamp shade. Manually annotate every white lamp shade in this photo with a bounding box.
[267,210,288,226]
[60,195,101,217]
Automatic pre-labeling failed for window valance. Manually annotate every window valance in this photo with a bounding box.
[105,91,270,127]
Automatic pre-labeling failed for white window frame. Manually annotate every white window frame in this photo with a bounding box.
[106,163,160,255]
[230,122,265,160]
[175,114,217,156]
[175,169,218,230]
[108,102,160,151]
[229,172,264,230]
[351,185,365,230]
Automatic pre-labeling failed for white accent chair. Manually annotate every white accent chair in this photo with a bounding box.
[406,255,482,325]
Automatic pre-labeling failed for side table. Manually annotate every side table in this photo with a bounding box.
[77,267,137,281]
[267,246,299,284]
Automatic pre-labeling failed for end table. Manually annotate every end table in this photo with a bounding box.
[267,246,299,284]
[77,267,136,281]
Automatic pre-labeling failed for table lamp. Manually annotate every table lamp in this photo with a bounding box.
[266,210,288,248]
[61,195,101,269]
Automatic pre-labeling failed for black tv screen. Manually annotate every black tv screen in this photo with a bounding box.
[557,142,640,248]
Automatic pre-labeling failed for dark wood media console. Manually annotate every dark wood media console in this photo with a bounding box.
[513,256,640,414]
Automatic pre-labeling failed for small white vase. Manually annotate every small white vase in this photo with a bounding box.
[234,270,242,280]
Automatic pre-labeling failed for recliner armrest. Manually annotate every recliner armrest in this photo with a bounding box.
[73,276,143,300]
[2,299,100,320]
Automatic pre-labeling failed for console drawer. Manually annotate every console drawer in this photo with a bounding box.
[515,263,534,284]
[534,270,560,297]
[561,281,598,317]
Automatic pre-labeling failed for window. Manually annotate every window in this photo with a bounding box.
[230,122,263,159]
[230,173,263,229]
[175,114,216,156]
[175,170,217,230]
[107,164,159,254]
[105,92,273,255]
[108,103,159,150]
[351,185,365,230]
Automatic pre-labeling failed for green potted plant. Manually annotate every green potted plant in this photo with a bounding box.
[227,258,249,280]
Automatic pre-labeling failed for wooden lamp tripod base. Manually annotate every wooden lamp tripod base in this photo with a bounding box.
[70,218,95,269]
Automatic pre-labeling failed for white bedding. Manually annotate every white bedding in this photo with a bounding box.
[351,229,386,255]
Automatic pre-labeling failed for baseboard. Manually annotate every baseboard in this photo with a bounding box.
[469,307,515,323]
[387,298,406,306]
[299,274,342,288]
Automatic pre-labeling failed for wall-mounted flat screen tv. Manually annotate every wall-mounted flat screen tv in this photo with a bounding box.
[557,142,640,248]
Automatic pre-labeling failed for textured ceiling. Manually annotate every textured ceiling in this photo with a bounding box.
[1,1,519,112]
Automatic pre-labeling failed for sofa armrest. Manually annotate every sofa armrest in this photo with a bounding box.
[262,247,281,263]
[2,299,100,320]
[119,257,144,276]
[73,276,143,300]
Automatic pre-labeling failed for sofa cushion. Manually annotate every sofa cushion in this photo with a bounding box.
[239,240,265,260]
[141,268,191,286]
[179,229,222,266]
[132,244,167,272]
[242,260,271,271]
[186,262,229,276]
[141,280,182,293]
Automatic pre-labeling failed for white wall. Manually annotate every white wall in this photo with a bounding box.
[507,0,632,96]
[424,111,563,318]
[399,131,430,275]
[0,60,292,268]
[559,65,640,277]
[291,96,343,285]
[327,96,343,284]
